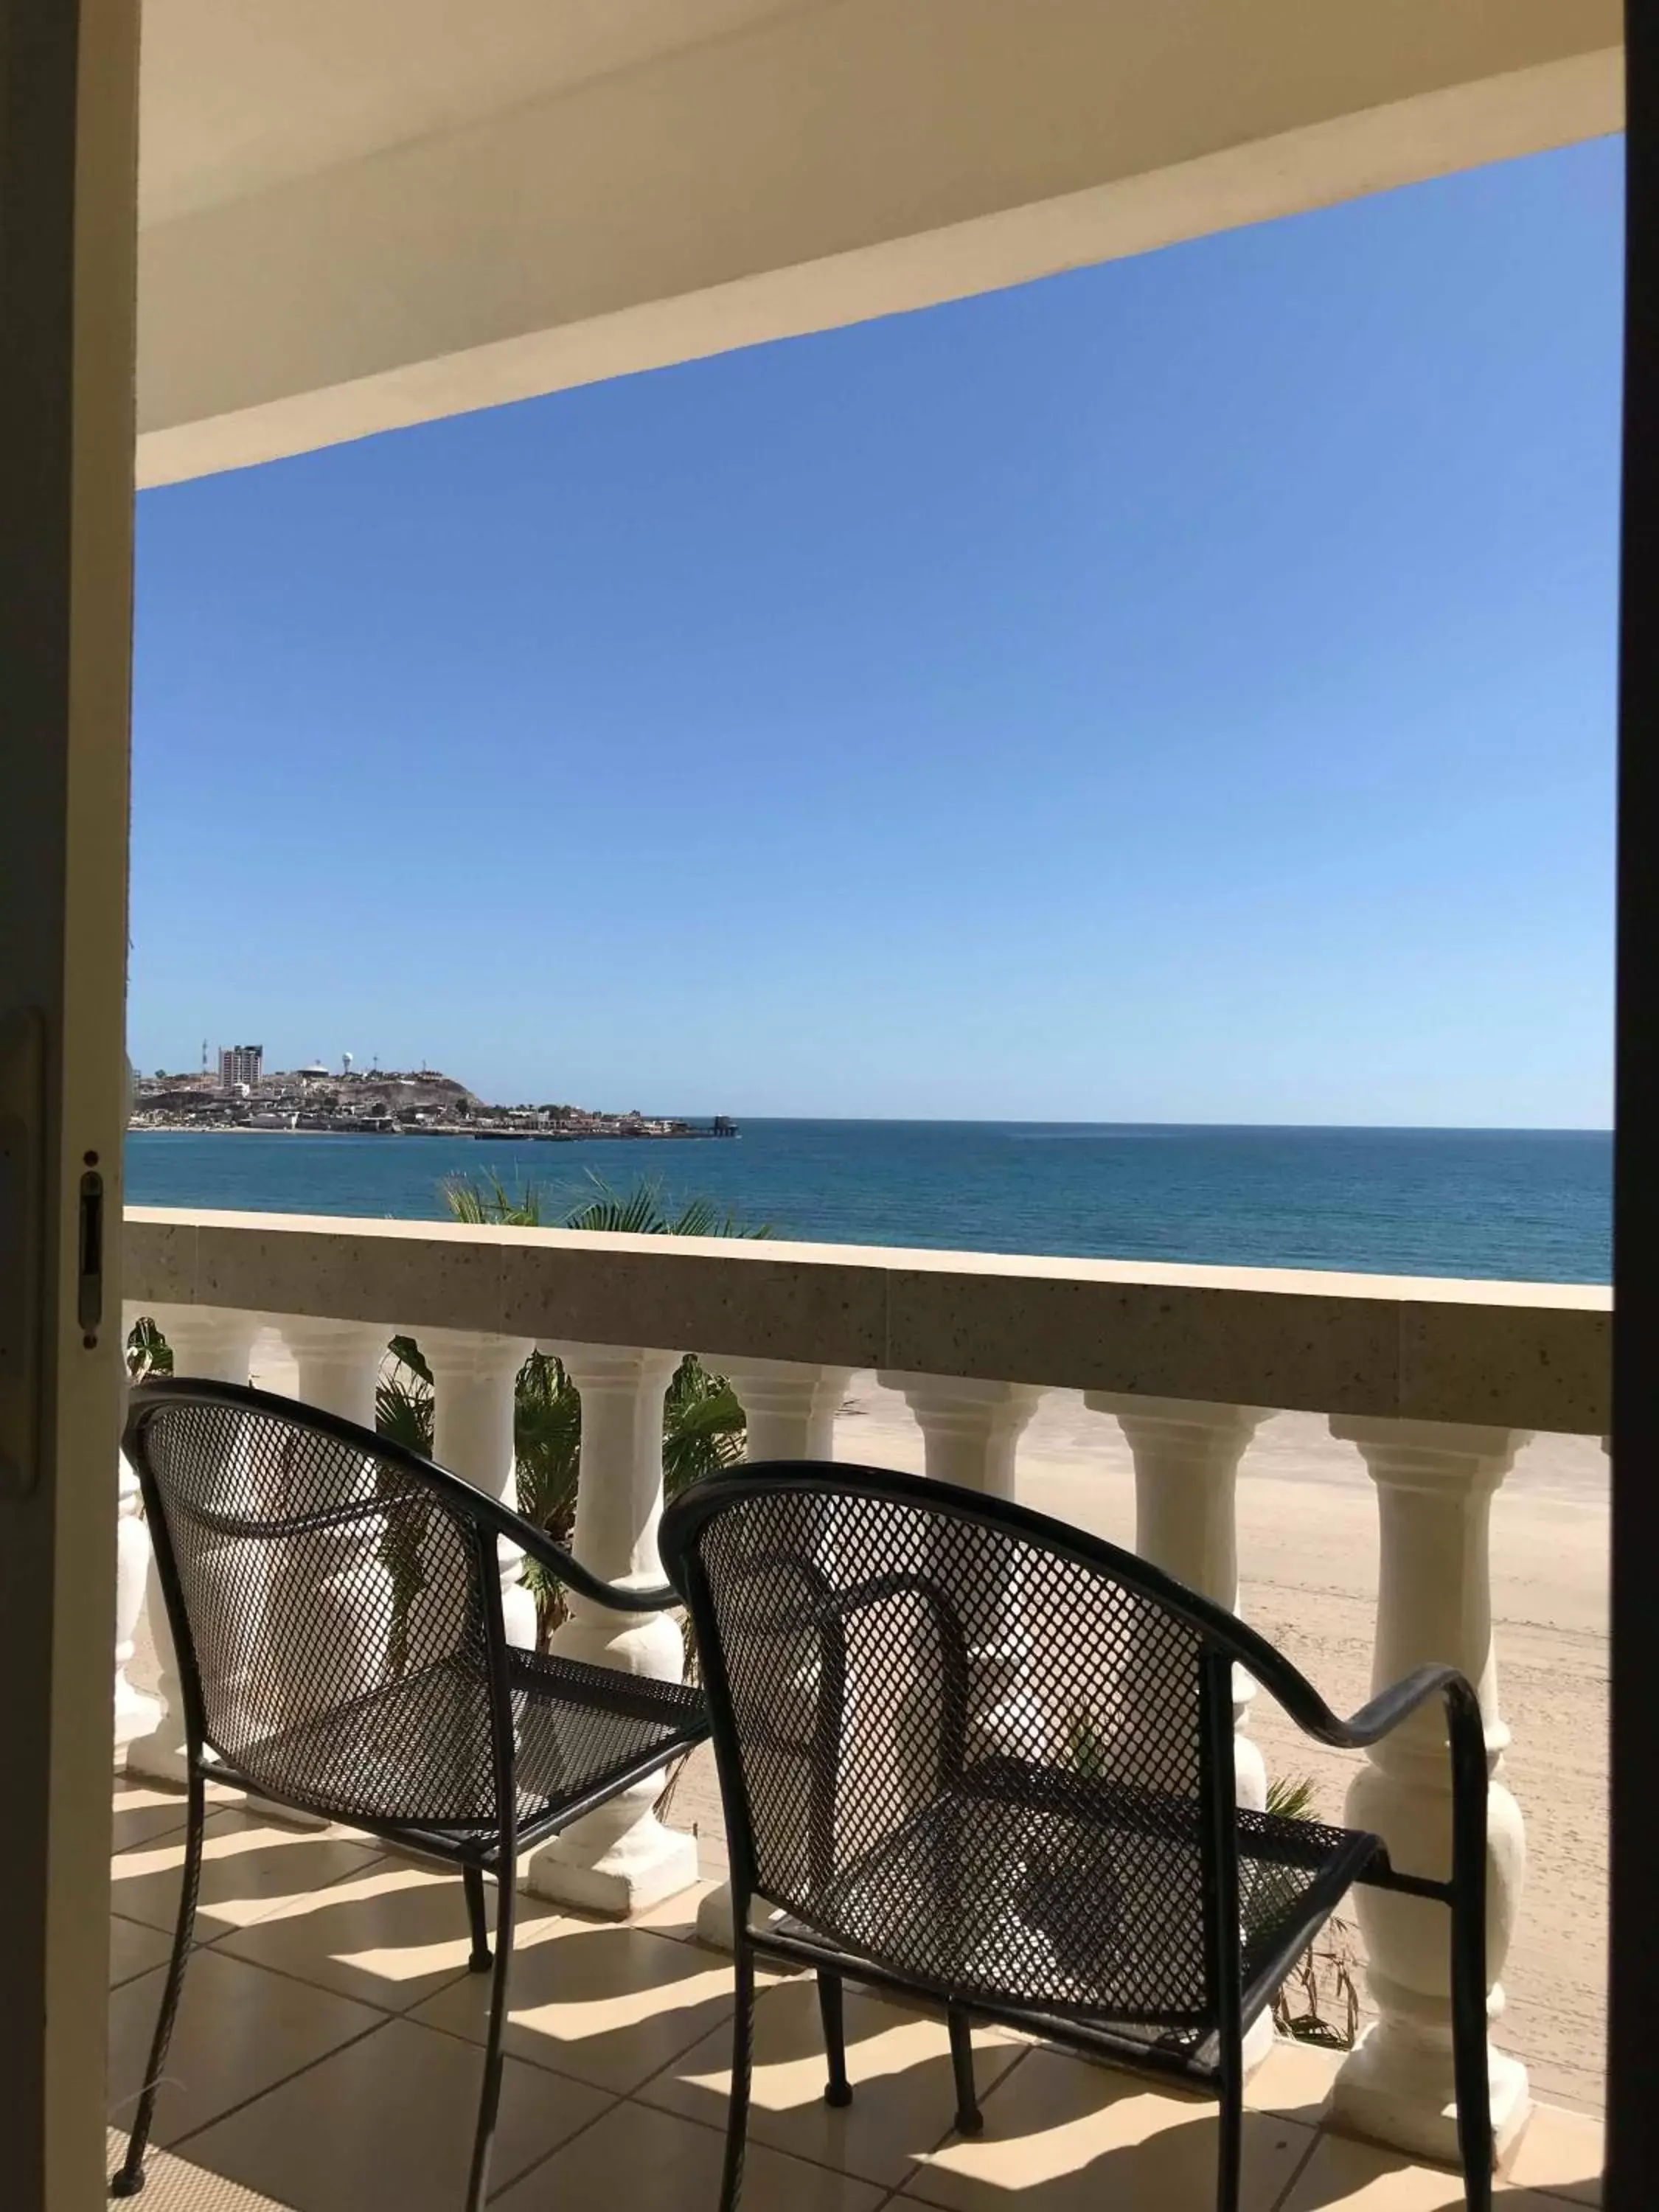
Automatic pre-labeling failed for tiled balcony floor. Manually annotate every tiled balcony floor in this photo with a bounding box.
[108,1779,1603,2212]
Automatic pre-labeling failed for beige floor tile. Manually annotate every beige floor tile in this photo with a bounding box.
[1247,2038,1342,2122]
[110,1812,385,1936]
[1504,2103,1603,2205]
[179,2014,613,2212]
[106,2127,297,2211]
[112,1913,176,1987]
[411,1919,739,2094]
[212,1855,564,2013]
[493,2093,883,2212]
[900,2045,1315,2212]
[1281,2132,1559,2210]
[639,1975,1025,2186]
[108,1948,383,2147]
[114,1778,195,1851]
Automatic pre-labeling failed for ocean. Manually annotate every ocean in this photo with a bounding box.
[124,1120,1611,1283]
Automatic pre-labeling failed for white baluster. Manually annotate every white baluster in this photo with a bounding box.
[693,1357,853,1947]
[1085,1394,1274,2071]
[881,1374,1048,1765]
[1326,1417,1531,2163]
[713,1356,852,1462]
[883,1374,1045,1502]
[245,1318,397,1823]
[524,1342,698,1916]
[423,1329,538,1650]
[122,1306,261,1783]
[114,1451,161,1756]
[1083,1394,1271,1807]
[278,1316,383,1429]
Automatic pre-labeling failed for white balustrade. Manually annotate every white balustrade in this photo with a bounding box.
[524,1341,698,1915]
[694,1356,853,1946]
[423,1328,538,1650]
[122,1304,261,1784]
[1326,1417,1532,2164]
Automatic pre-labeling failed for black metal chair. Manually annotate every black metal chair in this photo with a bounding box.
[114,1377,709,2212]
[658,1461,1493,2212]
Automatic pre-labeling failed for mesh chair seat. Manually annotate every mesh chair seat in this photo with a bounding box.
[776,1758,1380,2033]
[224,1646,706,1848]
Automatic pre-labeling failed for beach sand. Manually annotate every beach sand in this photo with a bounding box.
[667,1376,1610,2114]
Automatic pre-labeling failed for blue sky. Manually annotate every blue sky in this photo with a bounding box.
[131,136,1622,1125]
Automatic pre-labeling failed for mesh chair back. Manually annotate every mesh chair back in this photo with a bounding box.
[670,1472,1229,2027]
[131,1391,509,1830]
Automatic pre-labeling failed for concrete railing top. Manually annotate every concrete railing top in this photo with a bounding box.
[122,1205,1611,1434]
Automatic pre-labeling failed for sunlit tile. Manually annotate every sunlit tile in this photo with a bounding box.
[1505,2102,1604,2205]
[901,2045,1313,2212]
[641,1975,1024,2186]
[411,1919,738,2093]
[212,1856,564,2011]
[110,1812,383,1935]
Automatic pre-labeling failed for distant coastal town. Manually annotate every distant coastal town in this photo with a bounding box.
[129,1046,737,1142]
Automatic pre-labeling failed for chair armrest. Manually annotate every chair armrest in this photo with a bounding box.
[1317,1663,1477,1749]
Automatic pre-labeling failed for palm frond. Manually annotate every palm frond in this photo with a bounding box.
[441,1172,546,1227]
[1265,1773,1318,1823]
[663,1359,746,1492]
[442,1168,771,1241]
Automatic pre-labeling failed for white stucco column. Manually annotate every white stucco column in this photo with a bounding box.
[883,1374,1046,1501]
[524,1341,698,1915]
[239,1318,398,1821]
[1086,1393,1274,2071]
[279,1316,384,1430]
[713,1356,853,1463]
[881,1374,1049,1772]
[693,1357,854,1947]
[122,1306,261,1783]
[1326,1417,1531,2165]
[114,1451,162,1755]
[1084,1394,1272,1806]
[423,1328,538,1650]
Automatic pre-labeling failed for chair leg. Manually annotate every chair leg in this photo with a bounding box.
[947,2009,983,2135]
[817,1970,852,2107]
[1451,1894,1494,2212]
[111,1772,207,2197]
[719,1932,757,2212]
[464,1864,516,2212]
[1215,2030,1243,2212]
[464,1864,492,1972]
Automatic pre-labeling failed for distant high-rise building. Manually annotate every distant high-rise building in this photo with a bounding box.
[218,1043,263,1088]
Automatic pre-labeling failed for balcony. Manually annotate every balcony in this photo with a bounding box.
[109,1204,1609,2205]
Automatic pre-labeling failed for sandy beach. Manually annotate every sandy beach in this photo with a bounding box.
[669,1376,1610,2113]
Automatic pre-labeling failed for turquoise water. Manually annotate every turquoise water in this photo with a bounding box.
[125,1121,1611,1283]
